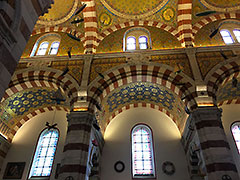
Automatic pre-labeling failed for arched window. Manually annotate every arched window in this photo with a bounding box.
[231,122,240,153]
[36,42,49,55]
[123,27,151,51]
[220,30,234,44]
[30,33,61,56]
[49,42,60,55]
[139,36,148,49]
[29,128,59,178]
[233,29,240,43]
[127,37,136,50]
[131,124,155,178]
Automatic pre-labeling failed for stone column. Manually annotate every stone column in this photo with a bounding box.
[59,111,94,180]
[192,107,239,180]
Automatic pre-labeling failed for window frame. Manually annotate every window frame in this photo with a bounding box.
[48,41,60,55]
[233,29,240,43]
[28,127,60,180]
[123,27,151,51]
[126,36,137,51]
[220,29,234,44]
[131,124,156,179]
[36,41,49,56]
[139,36,148,50]
[231,121,240,154]
[30,33,61,57]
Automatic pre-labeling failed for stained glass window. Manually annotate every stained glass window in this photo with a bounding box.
[36,42,49,55]
[139,36,148,49]
[29,128,59,178]
[131,125,155,178]
[233,29,240,43]
[49,42,60,55]
[220,30,234,44]
[231,122,240,153]
[127,36,136,50]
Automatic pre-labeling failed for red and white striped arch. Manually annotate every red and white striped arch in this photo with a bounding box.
[1,67,80,106]
[205,57,240,100]
[177,0,193,47]
[192,13,240,39]
[8,106,69,142]
[218,98,240,107]
[88,63,197,111]
[31,26,85,42]
[82,0,98,54]
[97,21,178,46]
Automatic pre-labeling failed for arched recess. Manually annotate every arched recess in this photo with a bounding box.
[205,56,240,104]
[97,21,178,46]
[192,12,240,41]
[88,63,197,134]
[0,67,79,141]
[8,106,69,142]
[1,67,80,105]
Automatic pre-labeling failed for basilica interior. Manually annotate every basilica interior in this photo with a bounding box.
[1,0,240,179]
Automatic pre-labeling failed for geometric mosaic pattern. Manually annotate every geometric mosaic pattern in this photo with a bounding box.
[7,88,58,116]
[100,82,186,133]
[107,82,175,112]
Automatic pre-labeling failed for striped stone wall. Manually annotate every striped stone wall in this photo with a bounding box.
[82,0,98,54]
[192,107,239,179]
[59,111,94,180]
[177,0,193,47]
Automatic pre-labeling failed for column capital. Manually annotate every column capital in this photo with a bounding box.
[67,111,95,124]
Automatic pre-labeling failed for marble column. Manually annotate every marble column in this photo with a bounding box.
[192,107,239,180]
[59,111,94,180]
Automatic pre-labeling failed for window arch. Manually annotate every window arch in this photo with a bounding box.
[131,124,155,178]
[36,42,49,55]
[233,29,240,43]
[139,36,148,49]
[30,33,61,56]
[127,36,136,50]
[220,30,234,44]
[29,128,59,178]
[123,27,151,51]
[49,41,60,55]
[231,122,240,153]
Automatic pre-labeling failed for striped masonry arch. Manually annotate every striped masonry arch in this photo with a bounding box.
[1,68,80,106]
[8,106,69,142]
[192,13,240,38]
[88,64,198,113]
[31,26,85,42]
[82,0,98,54]
[205,57,240,101]
[97,20,178,46]
[177,0,193,47]
[216,71,240,106]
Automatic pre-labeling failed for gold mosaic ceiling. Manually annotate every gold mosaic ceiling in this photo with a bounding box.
[200,0,240,11]
[100,0,169,19]
[37,0,78,25]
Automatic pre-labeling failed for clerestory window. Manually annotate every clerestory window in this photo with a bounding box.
[28,128,59,178]
[131,124,155,178]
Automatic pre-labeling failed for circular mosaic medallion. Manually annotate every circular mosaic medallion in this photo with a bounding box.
[162,7,175,22]
[200,0,240,12]
[99,13,112,26]
[37,0,79,26]
[100,0,169,19]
